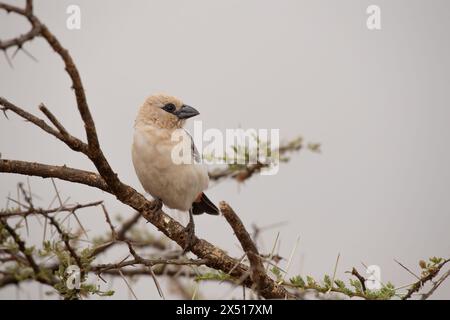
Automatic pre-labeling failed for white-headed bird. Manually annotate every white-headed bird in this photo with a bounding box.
[132,93,219,252]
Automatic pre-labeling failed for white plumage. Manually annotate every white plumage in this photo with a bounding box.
[131,93,218,218]
[132,123,209,211]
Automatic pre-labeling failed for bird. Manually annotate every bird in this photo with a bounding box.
[132,93,219,253]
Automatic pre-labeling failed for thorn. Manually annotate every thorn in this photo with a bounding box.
[97,273,107,283]
[1,107,9,119]
[12,47,20,59]
[20,46,38,62]
[3,50,13,69]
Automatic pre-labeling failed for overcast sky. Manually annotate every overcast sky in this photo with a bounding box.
[1,0,449,299]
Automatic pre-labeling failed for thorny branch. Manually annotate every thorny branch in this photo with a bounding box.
[0,1,41,58]
[208,137,320,183]
[421,268,450,300]
[402,258,450,300]
[1,1,448,300]
[0,0,289,299]
[349,267,367,293]
[220,202,268,296]
[0,200,103,218]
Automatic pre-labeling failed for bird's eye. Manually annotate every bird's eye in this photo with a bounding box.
[162,103,176,113]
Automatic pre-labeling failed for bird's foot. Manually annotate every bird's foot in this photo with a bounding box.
[182,216,196,255]
[150,198,163,213]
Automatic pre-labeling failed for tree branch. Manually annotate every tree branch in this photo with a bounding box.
[0,0,291,299]
[0,217,56,286]
[421,268,450,300]
[402,259,450,300]
[0,2,41,52]
[0,200,103,218]
[0,159,109,192]
[220,201,274,296]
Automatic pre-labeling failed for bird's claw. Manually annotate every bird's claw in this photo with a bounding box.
[182,219,196,254]
[150,198,163,213]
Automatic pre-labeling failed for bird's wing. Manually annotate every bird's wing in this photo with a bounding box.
[183,129,201,163]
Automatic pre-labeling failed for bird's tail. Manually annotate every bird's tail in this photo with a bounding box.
[192,193,220,215]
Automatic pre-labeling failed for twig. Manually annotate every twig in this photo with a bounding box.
[0,0,293,299]
[0,217,57,286]
[0,217,40,274]
[44,213,83,271]
[421,268,450,300]
[349,267,367,293]
[0,200,103,218]
[0,98,88,153]
[220,202,276,296]
[0,159,109,192]
[101,204,117,239]
[402,259,450,300]
[208,137,305,182]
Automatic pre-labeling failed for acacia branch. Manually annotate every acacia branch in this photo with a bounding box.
[0,160,289,298]
[0,200,103,218]
[402,259,450,300]
[208,137,311,183]
[98,268,197,278]
[0,218,39,274]
[421,268,450,300]
[94,256,208,274]
[0,160,289,297]
[350,267,367,293]
[0,217,57,286]
[0,2,41,52]
[0,159,109,192]
[90,212,143,257]
[220,202,270,296]
[0,0,99,153]
[0,0,291,299]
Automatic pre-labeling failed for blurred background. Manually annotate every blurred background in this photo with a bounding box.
[1,0,449,299]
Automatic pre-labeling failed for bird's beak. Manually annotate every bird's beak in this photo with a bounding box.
[175,104,200,119]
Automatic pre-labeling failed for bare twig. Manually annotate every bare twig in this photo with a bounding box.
[220,202,285,297]
[0,200,103,218]
[0,1,41,52]
[0,98,86,153]
[101,204,116,240]
[0,159,109,192]
[349,267,367,293]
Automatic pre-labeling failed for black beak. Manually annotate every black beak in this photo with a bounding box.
[175,104,200,119]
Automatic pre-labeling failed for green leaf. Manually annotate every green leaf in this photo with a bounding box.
[306,276,316,287]
[271,266,283,281]
[323,275,332,288]
[290,275,305,288]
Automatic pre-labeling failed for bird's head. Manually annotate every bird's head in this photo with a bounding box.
[136,94,200,129]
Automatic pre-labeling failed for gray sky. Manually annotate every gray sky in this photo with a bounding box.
[1,0,449,299]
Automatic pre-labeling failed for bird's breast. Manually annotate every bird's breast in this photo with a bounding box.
[132,127,209,211]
